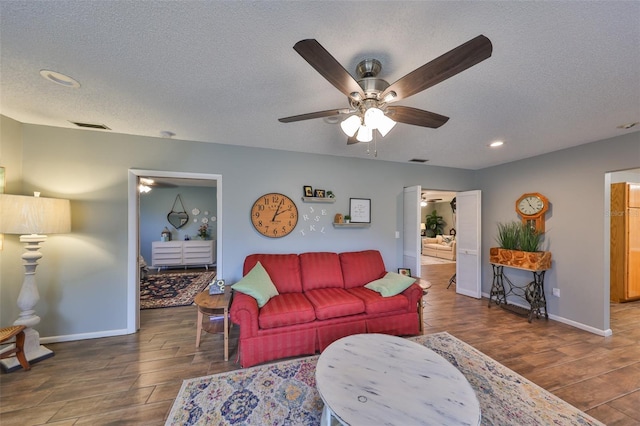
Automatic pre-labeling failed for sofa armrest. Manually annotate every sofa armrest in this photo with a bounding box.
[401,282,423,308]
[229,292,260,338]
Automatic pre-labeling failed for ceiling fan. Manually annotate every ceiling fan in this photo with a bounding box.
[279,35,492,144]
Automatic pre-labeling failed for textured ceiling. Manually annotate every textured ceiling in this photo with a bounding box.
[1,1,638,170]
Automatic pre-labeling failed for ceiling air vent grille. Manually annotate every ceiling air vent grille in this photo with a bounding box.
[409,158,428,163]
[70,121,110,130]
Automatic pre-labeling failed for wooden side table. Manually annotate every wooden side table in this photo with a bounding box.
[194,286,232,361]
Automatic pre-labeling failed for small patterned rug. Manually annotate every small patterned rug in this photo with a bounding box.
[165,332,603,426]
[140,271,215,309]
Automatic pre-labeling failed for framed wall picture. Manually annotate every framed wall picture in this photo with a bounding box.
[303,185,313,197]
[398,268,411,277]
[314,189,325,198]
[349,198,371,223]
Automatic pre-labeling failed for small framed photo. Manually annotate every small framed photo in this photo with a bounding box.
[303,185,313,197]
[398,268,412,277]
[209,279,226,295]
[349,198,371,223]
[314,189,325,198]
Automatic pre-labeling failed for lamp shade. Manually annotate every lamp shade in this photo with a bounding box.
[340,115,361,137]
[376,114,397,137]
[356,125,373,142]
[0,194,71,235]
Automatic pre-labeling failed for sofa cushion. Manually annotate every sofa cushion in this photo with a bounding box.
[365,272,416,297]
[258,293,316,329]
[300,252,345,291]
[244,254,302,293]
[347,287,409,314]
[339,250,386,289]
[304,288,365,320]
[232,261,279,307]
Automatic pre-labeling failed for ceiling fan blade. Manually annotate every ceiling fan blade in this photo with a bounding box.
[382,35,492,102]
[386,106,449,128]
[279,108,349,123]
[346,135,359,145]
[293,39,365,99]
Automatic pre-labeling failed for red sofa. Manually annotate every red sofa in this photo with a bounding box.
[230,250,422,367]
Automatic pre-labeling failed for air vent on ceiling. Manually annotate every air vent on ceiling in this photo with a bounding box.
[70,121,110,130]
[409,158,428,163]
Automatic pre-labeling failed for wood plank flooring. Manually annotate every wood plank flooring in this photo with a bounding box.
[0,263,638,425]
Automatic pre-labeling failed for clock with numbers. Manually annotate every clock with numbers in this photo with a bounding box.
[515,192,549,233]
[250,193,298,238]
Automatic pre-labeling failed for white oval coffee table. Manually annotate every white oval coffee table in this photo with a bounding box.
[316,333,480,426]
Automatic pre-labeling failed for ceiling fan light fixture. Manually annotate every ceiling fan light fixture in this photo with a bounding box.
[138,184,152,193]
[382,91,397,103]
[377,114,397,137]
[340,115,361,137]
[364,107,384,129]
[356,124,373,143]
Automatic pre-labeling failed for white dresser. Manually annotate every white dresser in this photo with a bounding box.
[151,240,215,270]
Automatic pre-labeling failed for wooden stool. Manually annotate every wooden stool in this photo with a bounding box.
[0,325,31,371]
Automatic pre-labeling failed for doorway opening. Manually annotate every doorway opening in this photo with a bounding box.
[127,170,222,333]
[420,190,457,269]
[605,168,640,336]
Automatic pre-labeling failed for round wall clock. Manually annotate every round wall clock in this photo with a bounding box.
[250,193,298,238]
[515,192,549,233]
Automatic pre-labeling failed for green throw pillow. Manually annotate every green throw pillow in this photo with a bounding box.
[232,261,279,307]
[365,272,415,297]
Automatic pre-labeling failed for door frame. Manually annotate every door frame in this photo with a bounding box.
[127,169,222,333]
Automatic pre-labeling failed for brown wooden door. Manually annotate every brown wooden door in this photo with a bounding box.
[627,207,640,299]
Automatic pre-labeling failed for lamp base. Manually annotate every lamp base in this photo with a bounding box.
[0,327,54,372]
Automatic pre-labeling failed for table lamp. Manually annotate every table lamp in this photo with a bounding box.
[0,192,70,371]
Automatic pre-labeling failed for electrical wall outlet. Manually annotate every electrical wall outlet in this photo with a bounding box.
[552,288,560,297]
[395,231,400,239]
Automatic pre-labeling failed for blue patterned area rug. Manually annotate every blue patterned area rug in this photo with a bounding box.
[165,332,603,426]
[140,271,215,309]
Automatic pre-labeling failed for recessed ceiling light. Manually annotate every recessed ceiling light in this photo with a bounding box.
[323,116,340,124]
[160,131,176,138]
[40,70,80,88]
[617,122,638,130]
[489,140,504,148]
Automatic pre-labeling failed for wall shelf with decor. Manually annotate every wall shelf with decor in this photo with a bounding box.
[332,223,369,228]
[301,197,336,203]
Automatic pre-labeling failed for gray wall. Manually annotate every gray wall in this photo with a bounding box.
[140,186,218,264]
[0,116,475,339]
[1,114,638,339]
[477,132,640,332]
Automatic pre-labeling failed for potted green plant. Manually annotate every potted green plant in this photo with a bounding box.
[344,215,351,223]
[495,221,521,250]
[425,210,445,237]
[490,221,550,270]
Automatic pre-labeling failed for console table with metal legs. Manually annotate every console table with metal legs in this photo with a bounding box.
[489,263,549,323]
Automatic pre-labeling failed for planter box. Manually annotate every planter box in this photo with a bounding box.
[489,248,551,271]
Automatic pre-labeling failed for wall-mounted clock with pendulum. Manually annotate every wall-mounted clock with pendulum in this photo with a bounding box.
[515,192,549,233]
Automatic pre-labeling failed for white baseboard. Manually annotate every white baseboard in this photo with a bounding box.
[40,328,132,344]
[481,292,612,337]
